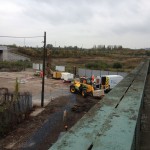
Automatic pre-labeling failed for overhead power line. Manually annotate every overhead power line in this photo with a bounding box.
[0,35,44,38]
[1,32,47,108]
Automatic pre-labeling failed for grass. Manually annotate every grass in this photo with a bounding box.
[36,54,144,73]
[0,60,32,71]
[12,48,147,73]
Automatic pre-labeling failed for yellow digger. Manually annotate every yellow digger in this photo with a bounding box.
[70,77,104,98]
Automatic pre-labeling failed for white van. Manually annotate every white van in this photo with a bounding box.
[101,75,123,92]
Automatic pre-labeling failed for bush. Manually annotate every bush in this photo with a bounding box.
[0,60,32,71]
[146,51,150,56]
[113,62,122,68]
[85,61,109,70]
[85,62,98,69]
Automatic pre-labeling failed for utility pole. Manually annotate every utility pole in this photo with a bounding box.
[41,31,46,107]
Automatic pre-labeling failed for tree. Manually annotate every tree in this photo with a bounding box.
[47,44,53,49]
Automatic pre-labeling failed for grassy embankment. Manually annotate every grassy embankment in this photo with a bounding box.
[9,47,149,73]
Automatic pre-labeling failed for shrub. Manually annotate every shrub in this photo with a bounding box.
[85,62,98,69]
[0,60,32,71]
[146,51,150,56]
[85,61,109,70]
[113,62,122,68]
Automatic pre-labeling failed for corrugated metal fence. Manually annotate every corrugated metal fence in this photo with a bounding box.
[78,68,127,77]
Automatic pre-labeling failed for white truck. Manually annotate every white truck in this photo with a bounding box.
[101,75,123,92]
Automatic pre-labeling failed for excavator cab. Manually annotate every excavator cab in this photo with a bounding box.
[80,77,92,85]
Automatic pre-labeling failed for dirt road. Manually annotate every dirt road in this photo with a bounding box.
[0,71,70,106]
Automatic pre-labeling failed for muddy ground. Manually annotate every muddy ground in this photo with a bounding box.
[0,70,101,149]
[0,94,100,150]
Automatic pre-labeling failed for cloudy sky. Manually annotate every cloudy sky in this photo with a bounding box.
[0,0,150,48]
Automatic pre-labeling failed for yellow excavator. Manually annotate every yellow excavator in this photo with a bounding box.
[70,77,104,98]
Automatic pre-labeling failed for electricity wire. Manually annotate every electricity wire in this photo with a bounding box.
[0,35,43,38]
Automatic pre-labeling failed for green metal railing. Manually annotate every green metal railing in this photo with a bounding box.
[49,60,149,150]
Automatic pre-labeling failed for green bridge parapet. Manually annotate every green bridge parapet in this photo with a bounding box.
[49,60,149,150]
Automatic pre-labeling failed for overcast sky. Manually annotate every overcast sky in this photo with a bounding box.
[0,0,150,48]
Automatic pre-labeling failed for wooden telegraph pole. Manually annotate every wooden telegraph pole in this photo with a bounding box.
[41,32,46,107]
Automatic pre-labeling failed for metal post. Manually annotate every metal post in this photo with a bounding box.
[41,32,46,107]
